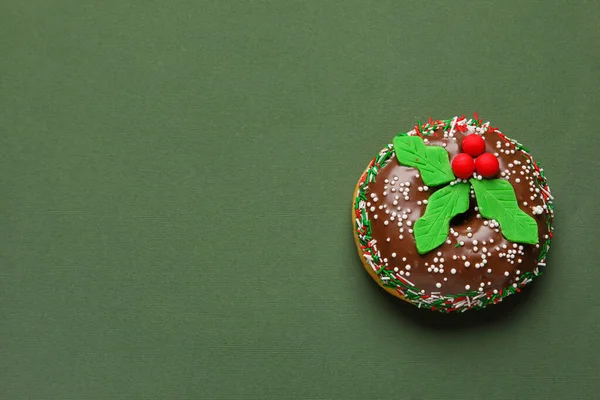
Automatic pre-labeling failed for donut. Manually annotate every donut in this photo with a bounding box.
[352,115,554,312]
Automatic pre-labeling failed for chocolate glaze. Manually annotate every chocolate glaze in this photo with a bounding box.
[366,129,550,295]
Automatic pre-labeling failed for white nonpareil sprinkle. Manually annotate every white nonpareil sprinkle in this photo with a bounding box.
[465,285,471,290]
[384,220,389,225]
[391,252,396,257]
[504,271,510,276]
[532,205,544,215]
[405,265,411,271]
[436,283,442,288]
[373,215,378,220]
[451,268,457,274]
[464,261,470,267]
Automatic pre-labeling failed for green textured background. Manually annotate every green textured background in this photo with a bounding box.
[1,1,599,399]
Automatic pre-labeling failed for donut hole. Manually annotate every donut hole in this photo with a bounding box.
[450,207,477,228]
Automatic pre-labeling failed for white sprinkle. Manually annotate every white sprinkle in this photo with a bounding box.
[473,240,479,246]
[451,268,457,274]
[504,271,509,276]
[467,232,473,238]
[386,237,391,242]
[436,283,442,288]
[406,221,412,227]
[402,257,407,262]
[384,220,389,225]
[464,261,470,267]
[465,285,471,290]
[405,265,411,271]
[391,252,397,257]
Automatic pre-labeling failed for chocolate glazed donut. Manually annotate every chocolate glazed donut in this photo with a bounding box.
[352,116,554,312]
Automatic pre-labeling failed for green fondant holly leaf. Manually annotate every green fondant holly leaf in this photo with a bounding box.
[393,135,454,186]
[470,178,539,244]
[414,182,470,254]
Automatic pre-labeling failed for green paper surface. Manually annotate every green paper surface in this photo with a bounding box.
[1,1,599,399]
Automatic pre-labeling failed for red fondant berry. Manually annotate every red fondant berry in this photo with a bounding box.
[461,134,486,157]
[475,153,500,178]
[451,153,475,179]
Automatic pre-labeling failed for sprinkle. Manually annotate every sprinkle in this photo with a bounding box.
[464,261,470,267]
[504,271,510,276]
[391,252,397,257]
[384,220,389,225]
[436,283,442,288]
[465,285,471,290]
[473,240,478,245]
[405,265,411,271]
[451,268,457,274]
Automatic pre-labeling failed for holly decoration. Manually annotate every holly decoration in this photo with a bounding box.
[451,153,475,179]
[392,135,455,186]
[393,134,538,254]
[461,134,486,157]
[475,152,500,178]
